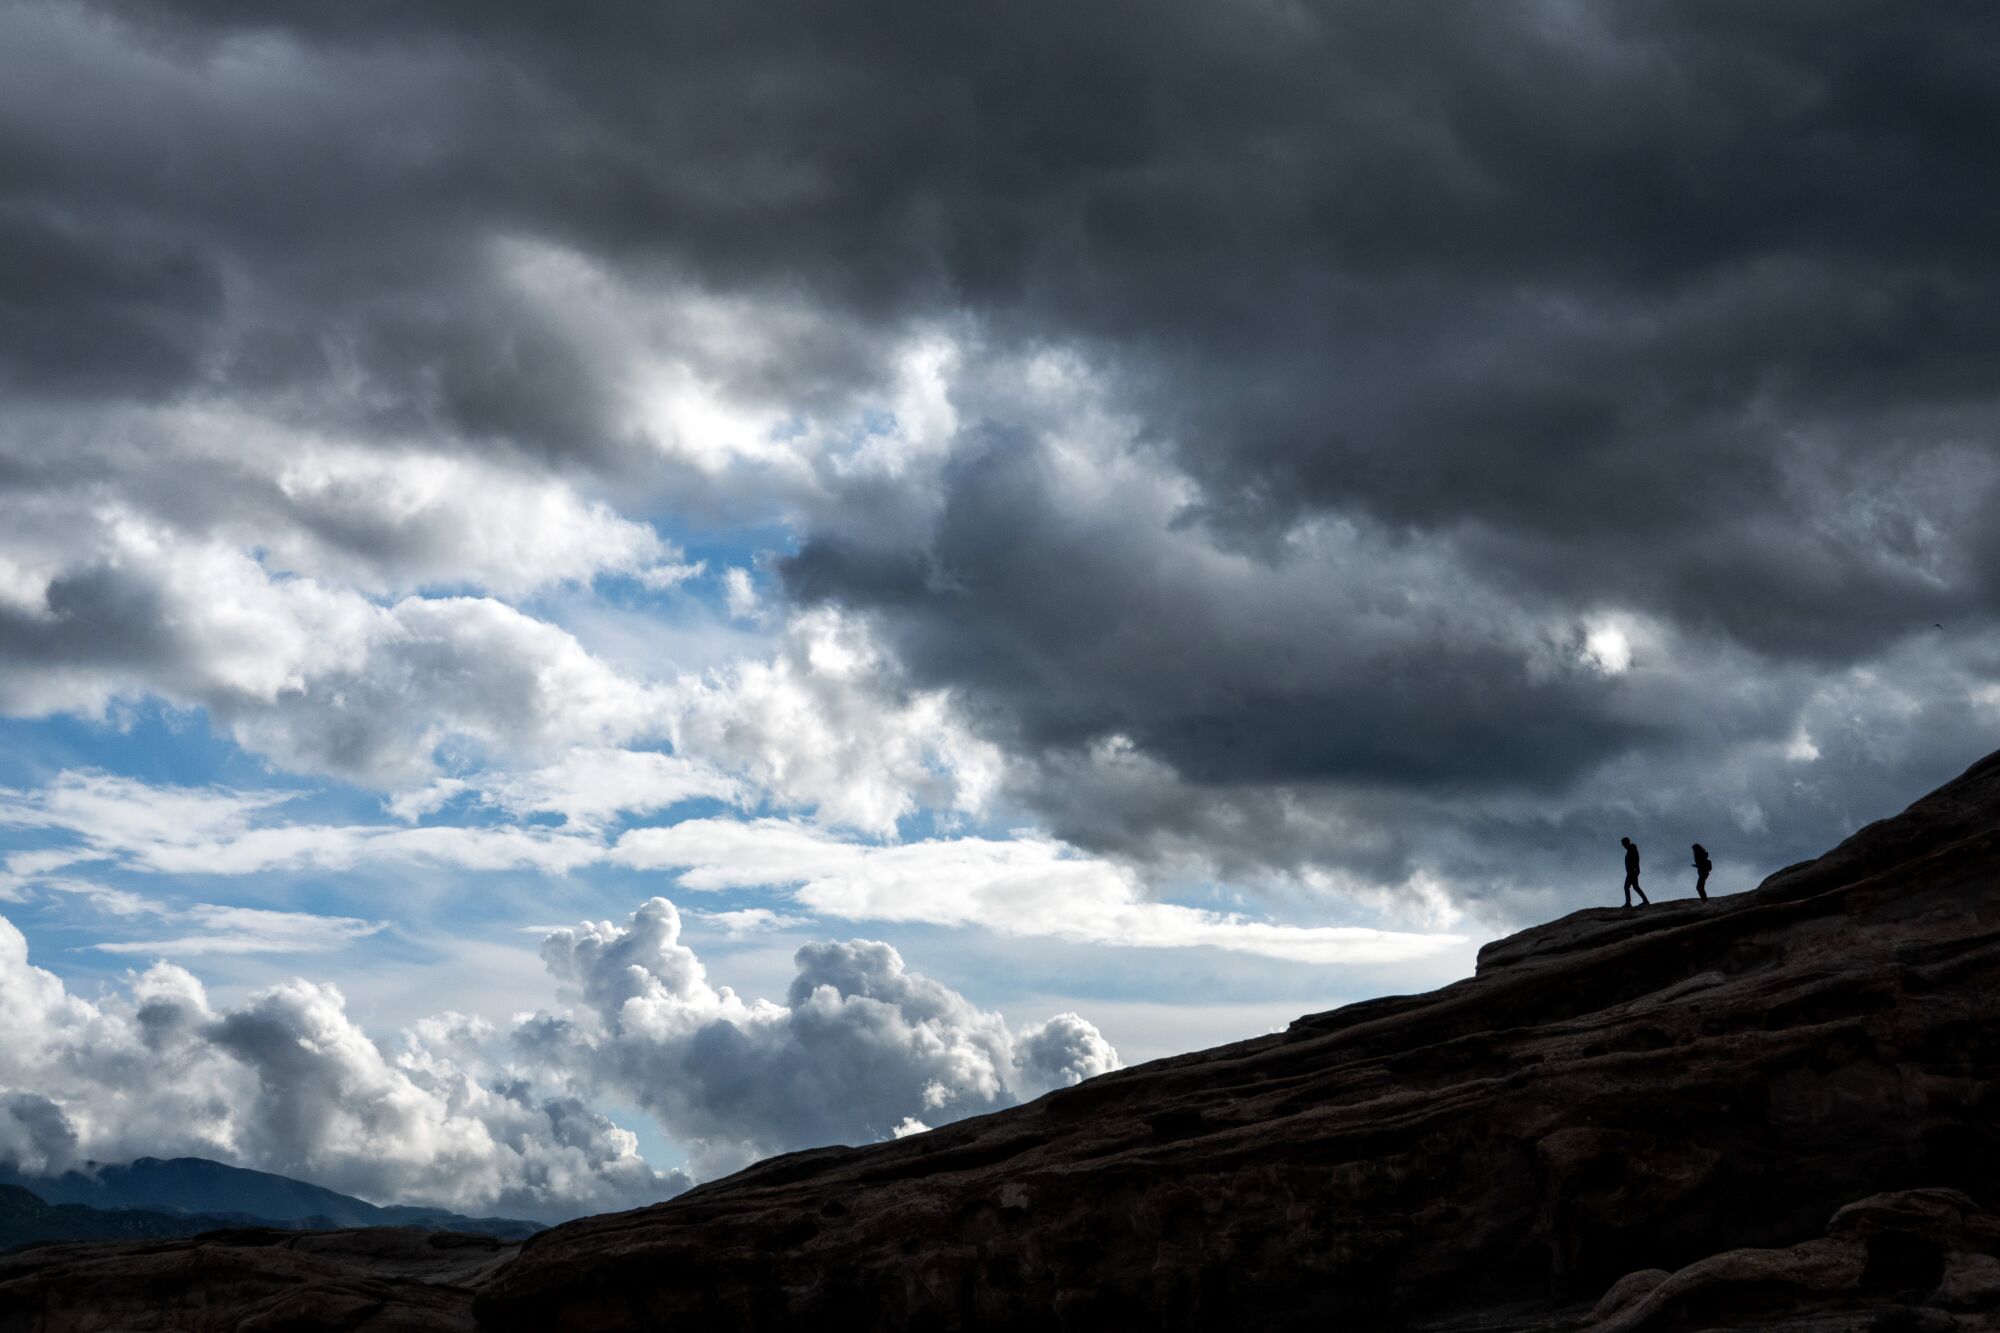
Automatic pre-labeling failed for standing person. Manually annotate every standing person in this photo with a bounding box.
[1691,843,1713,900]
[1620,836,1649,908]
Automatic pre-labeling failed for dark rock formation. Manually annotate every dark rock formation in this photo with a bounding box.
[6,748,2000,1331]
[0,1228,515,1332]
[1583,1187,2000,1332]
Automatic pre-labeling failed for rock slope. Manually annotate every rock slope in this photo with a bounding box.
[6,748,2000,1331]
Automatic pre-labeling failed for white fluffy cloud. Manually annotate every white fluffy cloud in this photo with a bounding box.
[0,394,712,792]
[0,392,740,794]
[670,608,1004,835]
[0,405,680,601]
[1014,1011,1122,1096]
[0,519,674,787]
[722,567,762,622]
[0,897,1120,1212]
[520,897,1119,1177]
[0,1093,79,1176]
[228,595,675,787]
[0,912,682,1219]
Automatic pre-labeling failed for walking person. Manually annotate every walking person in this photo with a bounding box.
[1691,843,1712,900]
[1620,836,1649,908]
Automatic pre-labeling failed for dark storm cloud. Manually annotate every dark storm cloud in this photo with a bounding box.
[8,0,2000,890]
[0,210,219,396]
[786,438,1676,792]
[24,0,2000,508]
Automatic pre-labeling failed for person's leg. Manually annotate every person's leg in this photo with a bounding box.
[1634,875,1649,905]
[1623,872,1638,907]
[1696,870,1709,900]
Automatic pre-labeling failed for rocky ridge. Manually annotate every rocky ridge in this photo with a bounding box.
[4,748,2000,1331]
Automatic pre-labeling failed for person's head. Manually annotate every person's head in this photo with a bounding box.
[1621,836,1633,848]
[1693,843,1705,854]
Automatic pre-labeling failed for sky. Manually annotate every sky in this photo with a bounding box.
[1,0,1997,1222]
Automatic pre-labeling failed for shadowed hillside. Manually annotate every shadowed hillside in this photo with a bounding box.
[0,1185,234,1252]
[0,1157,541,1242]
[7,750,2000,1331]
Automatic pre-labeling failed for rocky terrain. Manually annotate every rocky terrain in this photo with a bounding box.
[4,748,2000,1331]
[0,1228,516,1332]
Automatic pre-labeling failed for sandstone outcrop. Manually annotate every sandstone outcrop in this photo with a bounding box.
[5,748,2000,1331]
[1585,1187,2000,1332]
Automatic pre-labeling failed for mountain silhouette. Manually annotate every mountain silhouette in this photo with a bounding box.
[0,1156,539,1244]
[0,1185,249,1253]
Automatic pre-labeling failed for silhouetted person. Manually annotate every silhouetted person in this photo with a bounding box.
[1620,836,1648,908]
[1691,843,1712,900]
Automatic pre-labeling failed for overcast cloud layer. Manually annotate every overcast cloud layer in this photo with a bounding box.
[1,0,1997,1214]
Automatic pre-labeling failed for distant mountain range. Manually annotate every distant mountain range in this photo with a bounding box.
[0,1156,541,1251]
[0,1184,233,1252]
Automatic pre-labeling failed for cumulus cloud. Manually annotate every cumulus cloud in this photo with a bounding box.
[0,1092,81,1176]
[721,568,761,622]
[0,496,675,785]
[228,596,674,787]
[670,608,1003,835]
[1014,1012,1121,1098]
[0,896,1124,1215]
[0,912,684,1219]
[523,898,1118,1176]
[0,401,691,765]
